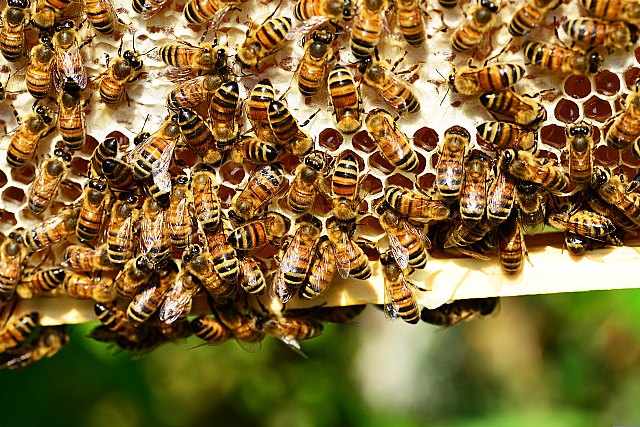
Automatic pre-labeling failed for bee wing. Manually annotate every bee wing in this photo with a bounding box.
[286,16,331,40]
[270,268,292,303]
[308,244,336,293]
[159,279,193,324]
[206,5,235,32]
[169,76,210,108]
[383,279,401,321]
[334,233,354,279]
[54,41,87,91]
[403,220,432,249]
[168,197,189,235]
[151,139,178,193]
[162,65,198,82]
[380,68,411,111]
[387,231,410,270]
[140,0,171,19]
[141,210,165,254]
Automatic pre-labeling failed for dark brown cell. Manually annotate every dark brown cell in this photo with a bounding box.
[217,185,235,208]
[352,130,377,154]
[2,186,24,206]
[0,210,17,227]
[319,128,343,151]
[279,153,301,174]
[386,173,414,189]
[594,145,620,166]
[369,152,395,174]
[254,243,279,262]
[359,215,384,238]
[621,147,640,167]
[540,124,566,149]
[594,70,620,96]
[414,152,427,175]
[583,96,612,122]
[359,241,379,261]
[413,127,439,151]
[0,169,7,188]
[554,99,580,123]
[536,149,560,165]
[564,75,591,99]
[315,193,333,216]
[10,164,35,185]
[362,174,383,195]
[418,173,436,192]
[81,135,100,156]
[624,67,640,90]
[70,157,90,177]
[220,162,245,185]
[614,97,624,113]
[174,147,199,168]
[592,126,601,144]
[59,181,83,202]
[430,153,440,169]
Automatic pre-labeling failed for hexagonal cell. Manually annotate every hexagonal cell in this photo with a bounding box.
[318,128,343,151]
[359,215,384,239]
[70,157,91,178]
[0,210,17,227]
[583,96,612,123]
[413,127,439,152]
[217,185,236,208]
[361,174,383,195]
[59,181,83,203]
[218,161,245,186]
[554,99,580,123]
[174,147,200,168]
[2,186,25,206]
[352,130,377,154]
[81,135,100,156]
[10,164,36,185]
[540,124,566,150]
[0,169,7,188]
[564,75,591,99]
[279,153,300,174]
[594,145,620,166]
[621,147,640,167]
[418,173,436,192]
[386,173,414,189]
[594,70,620,96]
[369,152,395,174]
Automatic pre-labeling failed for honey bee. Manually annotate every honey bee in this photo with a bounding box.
[127,262,177,324]
[286,152,325,214]
[383,186,450,220]
[6,105,54,169]
[293,0,353,30]
[227,212,289,251]
[213,303,264,344]
[203,225,240,282]
[331,153,364,228]
[175,108,221,165]
[101,158,137,190]
[140,197,171,269]
[515,182,545,235]
[107,193,140,265]
[326,219,371,279]
[396,0,425,47]
[191,169,221,231]
[522,41,603,75]
[22,206,80,252]
[548,209,615,240]
[476,121,537,152]
[498,212,525,274]
[237,257,266,295]
[479,90,547,128]
[167,175,193,248]
[52,20,90,92]
[350,0,386,59]
[90,136,118,177]
[1,326,68,370]
[593,168,640,226]
[0,235,29,302]
[300,236,335,300]
[18,268,67,298]
[508,0,560,37]
[85,0,118,34]
[504,149,569,194]
[94,303,142,341]
[99,44,145,106]
[436,126,469,199]
[26,37,56,99]
[31,0,71,30]
[448,63,525,96]
[298,29,334,98]
[377,202,430,270]
[167,74,223,111]
[114,255,152,302]
[133,0,171,19]
[420,297,498,326]
[267,100,314,156]
[358,56,420,113]
[63,272,115,303]
[451,0,499,53]
[328,64,362,134]
[0,0,29,62]
[0,310,38,352]
[563,18,638,51]
[183,0,242,24]
[261,316,324,350]
[611,80,640,152]
[487,150,518,224]
[578,0,640,24]
[445,217,494,249]
[229,136,279,164]
[230,162,286,222]
[566,122,594,185]
[380,250,420,324]
[62,243,113,271]
[460,155,489,222]
[237,16,292,69]
[247,79,279,143]
[76,180,112,242]
[57,79,88,151]
[209,80,240,152]
[184,244,235,298]
[588,194,639,233]
[564,232,588,256]
[272,219,322,303]
[160,269,201,324]
[27,149,70,215]
[365,108,418,172]
[160,40,228,79]
[191,316,232,344]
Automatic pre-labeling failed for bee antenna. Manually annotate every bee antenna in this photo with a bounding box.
[439,86,450,106]
[435,68,445,80]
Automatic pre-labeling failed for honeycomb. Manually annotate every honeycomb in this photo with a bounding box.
[1,0,640,363]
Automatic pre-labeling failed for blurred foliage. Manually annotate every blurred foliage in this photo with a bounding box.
[2,289,640,426]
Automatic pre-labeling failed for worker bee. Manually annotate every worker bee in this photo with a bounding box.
[90,136,118,177]
[444,217,494,249]
[330,153,365,228]
[0,234,29,302]
[175,108,221,165]
[0,0,29,62]
[107,193,140,265]
[272,219,322,303]
[476,121,537,151]
[236,16,292,69]
[213,303,264,344]
[479,89,547,128]
[384,186,450,220]
[191,316,232,344]
[261,315,323,350]
[300,236,336,300]
[359,56,420,113]
[436,126,469,199]
[237,257,266,295]
[377,202,430,270]
[350,0,386,59]
[18,268,67,298]
[267,100,314,156]
[167,175,193,248]
[566,122,594,185]
[293,0,353,23]
[230,162,286,222]
[578,0,640,24]
[101,158,137,190]
[588,194,639,234]
[563,18,638,51]
[229,136,279,164]
[191,169,221,231]
[610,80,640,152]
[94,303,142,340]
[297,29,334,98]
[167,74,224,111]
[498,212,525,274]
[159,41,228,79]
[26,37,56,99]
[286,152,325,214]
[183,0,242,24]
[31,0,71,30]
[227,212,289,251]
[140,197,171,269]
[209,80,240,152]
[365,108,418,172]
[508,0,560,37]
[420,297,498,326]
[0,310,39,352]
[328,64,362,134]
[548,209,615,240]
[522,41,603,75]
[380,250,420,324]
[84,0,118,34]
[247,79,279,143]
[395,0,425,47]
[451,0,499,53]
[133,0,171,19]
[184,243,235,298]
[22,206,80,252]
[203,225,240,282]
[326,219,371,279]
[63,272,115,303]
[76,180,112,242]
[52,20,90,92]
[99,43,145,106]
[460,155,489,222]
[504,149,570,194]
[114,255,152,302]
[448,63,525,96]
[515,182,545,235]
[127,262,178,324]
[160,269,201,324]
[487,150,518,224]
[0,326,68,370]
[6,105,54,169]
[57,79,88,150]
[27,149,71,215]
[592,168,640,226]
[62,243,113,271]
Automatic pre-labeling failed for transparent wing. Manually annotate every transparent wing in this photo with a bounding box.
[140,0,170,19]
[387,231,409,270]
[286,16,331,40]
[383,279,400,321]
[403,219,432,249]
[162,65,198,82]
[151,138,178,193]
[55,41,87,91]
[159,276,195,324]
[168,198,188,236]
[141,209,165,255]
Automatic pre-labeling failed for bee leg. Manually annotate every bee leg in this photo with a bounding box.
[79,35,95,50]
[299,109,321,128]
[390,51,408,72]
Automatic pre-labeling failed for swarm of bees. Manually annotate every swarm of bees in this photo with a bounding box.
[0,0,638,369]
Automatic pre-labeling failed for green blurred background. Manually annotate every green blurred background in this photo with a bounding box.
[2,290,640,427]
